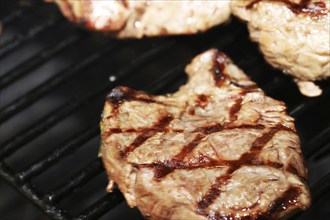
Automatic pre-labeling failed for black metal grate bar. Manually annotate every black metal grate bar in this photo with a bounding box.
[0,85,110,160]
[290,87,330,117]
[71,66,192,218]
[63,64,194,218]
[17,126,99,182]
[291,172,330,220]
[310,173,330,204]
[303,125,330,160]
[11,59,191,218]
[0,39,176,123]
[45,159,103,204]
[0,1,40,25]
[14,60,190,207]
[76,191,124,220]
[0,15,62,58]
[312,142,330,161]
[16,64,186,183]
[0,33,83,90]
[0,161,71,219]
[110,41,175,78]
[77,191,124,220]
[0,40,118,124]
[148,64,186,93]
[0,41,175,159]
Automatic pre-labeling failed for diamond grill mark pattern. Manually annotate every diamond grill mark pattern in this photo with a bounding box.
[197,125,296,218]
[103,52,300,219]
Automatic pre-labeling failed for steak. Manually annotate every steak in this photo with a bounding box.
[100,49,311,219]
[231,0,330,97]
[46,0,231,38]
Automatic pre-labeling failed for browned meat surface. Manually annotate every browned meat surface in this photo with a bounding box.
[46,0,231,38]
[231,0,330,97]
[100,49,310,219]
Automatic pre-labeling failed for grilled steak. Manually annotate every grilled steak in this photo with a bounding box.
[46,0,231,38]
[231,0,330,97]
[100,49,311,219]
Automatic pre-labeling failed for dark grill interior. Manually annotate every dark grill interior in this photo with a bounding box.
[0,1,329,219]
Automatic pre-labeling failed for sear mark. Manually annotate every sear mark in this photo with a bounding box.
[196,94,209,108]
[247,0,328,17]
[119,115,173,159]
[211,51,230,87]
[196,125,295,213]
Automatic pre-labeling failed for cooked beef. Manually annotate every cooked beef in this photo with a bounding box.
[46,0,231,38]
[100,49,311,220]
[231,0,330,97]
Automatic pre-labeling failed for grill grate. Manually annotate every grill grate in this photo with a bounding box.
[0,15,63,58]
[1,1,329,219]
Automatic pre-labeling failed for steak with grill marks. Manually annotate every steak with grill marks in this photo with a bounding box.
[46,0,231,38]
[231,0,330,97]
[100,49,311,220]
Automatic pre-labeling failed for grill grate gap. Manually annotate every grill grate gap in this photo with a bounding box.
[44,159,103,204]
[304,125,330,160]
[290,88,330,118]
[77,191,124,220]
[0,40,179,159]
[17,126,99,182]
[0,40,116,123]
[0,33,83,90]
[312,142,330,161]
[0,161,71,219]
[0,86,108,159]
[310,173,330,207]
[0,1,40,25]
[0,15,63,58]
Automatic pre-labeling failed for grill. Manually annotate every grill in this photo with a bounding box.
[0,1,329,219]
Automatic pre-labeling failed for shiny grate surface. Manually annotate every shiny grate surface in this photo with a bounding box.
[0,1,329,219]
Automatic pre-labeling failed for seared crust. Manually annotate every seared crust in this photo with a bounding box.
[47,0,231,38]
[231,0,330,96]
[101,49,310,219]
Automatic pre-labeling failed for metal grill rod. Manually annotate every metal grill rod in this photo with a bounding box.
[0,33,83,90]
[0,15,62,58]
[44,158,103,204]
[0,1,40,25]
[310,173,330,205]
[17,126,99,182]
[50,68,330,219]
[15,63,186,183]
[29,63,194,217]
[312,142,330,161]
[0,39,176,123]
[0,41,175,159]
[290,87,330,117]
[304,125,330,160]
[17,61,190,199]
[76,191,124,220]
[106,41,175,79]
[0,161,71,219]
[0,18,240,121]
[62,65,202,218]
[149,64,185,93]
[0,84,110,160]
[0,40,119,124]
[0,62,192,220]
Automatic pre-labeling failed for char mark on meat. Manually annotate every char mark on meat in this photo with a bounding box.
[101,49,311,220]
